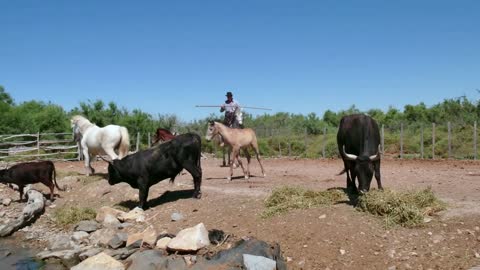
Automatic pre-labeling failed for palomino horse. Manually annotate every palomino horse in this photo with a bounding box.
[152,128,176,145]
[71,115,130,176]
[205,121,265,180]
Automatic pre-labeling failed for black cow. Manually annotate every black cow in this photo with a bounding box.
[103,133,202,209]
[337,114,383,193]
[0,160,64,201]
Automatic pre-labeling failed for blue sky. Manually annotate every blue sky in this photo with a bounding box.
[1,1,479,122]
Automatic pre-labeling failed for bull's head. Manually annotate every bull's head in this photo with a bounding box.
[99,156,121,185]
[342,145,381,193]
[205,121,218,141]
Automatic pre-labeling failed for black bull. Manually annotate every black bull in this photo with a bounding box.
[337,114,383,193]
[103,133,202,209]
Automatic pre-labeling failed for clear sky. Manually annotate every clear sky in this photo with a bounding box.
[1,1,479,122]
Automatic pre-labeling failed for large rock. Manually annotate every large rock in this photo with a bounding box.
[2,198,12,206]
[72,231,90,243]
[96,206,125,223]
[243,254,276,270]
[89,228,118,247]
[126,250,178,270]
[142,226,159,247]
[79,248,103,261]
[156,237,172,250]
[126,232,143,248]
[119,207,145,223]
[104,247,139,260]
[49,234,75,251]
[103,214,122,228]
[167,223,210,252]
[71,252,125,270]
[75,220,101,233]
[108,232,128,249]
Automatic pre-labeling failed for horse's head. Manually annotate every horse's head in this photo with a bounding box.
[205,121,218,141]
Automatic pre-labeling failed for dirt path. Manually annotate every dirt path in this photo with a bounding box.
[3,158,480,269]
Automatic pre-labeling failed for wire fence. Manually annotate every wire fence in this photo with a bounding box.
[1,121,478,163]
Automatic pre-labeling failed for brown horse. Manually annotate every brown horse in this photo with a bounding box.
[152,128,176,145]
[205,121,266,181]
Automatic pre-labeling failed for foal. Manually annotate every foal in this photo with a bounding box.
[205,121,266,180]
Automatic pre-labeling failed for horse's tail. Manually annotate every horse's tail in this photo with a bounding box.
[118,127,130,159]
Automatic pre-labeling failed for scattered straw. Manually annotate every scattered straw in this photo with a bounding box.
[53,206,97,227]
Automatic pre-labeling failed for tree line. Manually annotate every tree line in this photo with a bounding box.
[1,85,479,138]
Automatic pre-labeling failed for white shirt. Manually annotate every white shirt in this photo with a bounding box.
[222,99,243,124]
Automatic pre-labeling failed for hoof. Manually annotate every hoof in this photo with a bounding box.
[193,192,202,199]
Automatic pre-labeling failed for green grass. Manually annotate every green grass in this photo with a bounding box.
[262,186,346,218]
[53,206,97,227]
[356,188,446,228]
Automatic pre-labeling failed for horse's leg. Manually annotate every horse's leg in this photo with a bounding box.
[251,142,266,177]
[222,147,226,167]
[243,148,251,178]
[82,147,94,176]
[228,147,239,181]
[103,147,119,161]
[235,149,247,179]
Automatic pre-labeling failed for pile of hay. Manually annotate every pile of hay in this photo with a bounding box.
[53,206,97,227]
[356,187,446,228]
[262,186,345,218]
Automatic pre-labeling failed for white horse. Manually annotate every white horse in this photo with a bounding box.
[71,115,130,176]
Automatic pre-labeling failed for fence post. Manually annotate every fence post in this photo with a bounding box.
[381,124,385,156]
[278,129,282,157]
[322,127,327,158]
[420,126,424,159]
[474,121,477,160]
[37,132,40,158]
[136,132,140,152]
[432,123,436,160]
[147,132,151,148]
[447,122,452,159]
[400,123,404,159]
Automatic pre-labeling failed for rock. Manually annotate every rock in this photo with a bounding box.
[108,232,128,249]
[119,207,145,223]
[37,246,89,261]
[72,231,90,242]
[89,228,118,247]
[156,237,172,250]
[50,234,75,251]
[167,223,210,252]
[95,207,125,223]
[142,226,159,247]
[117,223,133,230]
[319,214,327,219]
[209,229,226,245]
[243,254,276,270]
[0,211,6,218]
[2,198,11,206]
[126,250,171,270]
[104,247,139,260]
[126,232,143,248]
[79,248,103,261]
[103,214,121,228]
[339,249,346,255]
[184,255,196,267]
[423,217,432,223]
[171,212,184,222]
[388,266,397,270]
[75,220,101,233]
[71,252,124,270]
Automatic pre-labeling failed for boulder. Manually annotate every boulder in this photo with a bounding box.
[2,198,12,206]
[103,214,121,228]
[142,226,159,247]
[71,252,124,270]
[108,232,128,249]
[95,206,125,223]
[72,231,90,242]
[243,254,276,270]
[75,220,101,233]
[167,223,210,252]
[89,228,118,247]
[126,232,143,249]
[126,250,176,270]
[119,207,145,223]
[156,237,172,250]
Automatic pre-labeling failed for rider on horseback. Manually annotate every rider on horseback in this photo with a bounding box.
[220,91,243,128]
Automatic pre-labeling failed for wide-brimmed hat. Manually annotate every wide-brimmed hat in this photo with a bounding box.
[226,91,233,97]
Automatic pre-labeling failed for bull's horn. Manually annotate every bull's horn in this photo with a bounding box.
[342,146,358,161]
[98,155,113,164]
[369,145,381,161]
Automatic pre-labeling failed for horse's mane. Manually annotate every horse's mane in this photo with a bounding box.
[71,115,95,132]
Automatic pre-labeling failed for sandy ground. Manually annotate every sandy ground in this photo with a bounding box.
[2,157,480,269]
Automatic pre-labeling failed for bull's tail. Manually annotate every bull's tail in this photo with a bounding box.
[337,168,347,176]
[53,165,65,191]
[118,127,130,159]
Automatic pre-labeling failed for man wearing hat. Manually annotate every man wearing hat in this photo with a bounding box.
[220,91,243,128]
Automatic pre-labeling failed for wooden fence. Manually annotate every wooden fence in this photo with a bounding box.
[0,132,79,162]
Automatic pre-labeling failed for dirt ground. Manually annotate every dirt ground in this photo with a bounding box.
[3,157,480,270]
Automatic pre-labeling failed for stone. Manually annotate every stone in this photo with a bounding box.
[71,252,124,270]
[75,220,101,233]
[72,231,90,242]
[432,235,445,244]
[171,212,184,222]
[119,207,145,223]
[243,254,276,270]
[95,206,125,223]
[142,226,159,247]
[2,198,12,206]
[167,223,210,252]
[103,214,121,228]
[156,237,172,250]
[126,232,144,248]
[126,250,170,270]
[79,248,103,261]
[50,234,75,251]
[108,232,128,249]
[0,211,6,218]
[89,228,118,247]
[104,248,139,261]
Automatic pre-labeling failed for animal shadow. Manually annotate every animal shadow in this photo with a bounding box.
[327,187,360,206]
[117,189,197,210]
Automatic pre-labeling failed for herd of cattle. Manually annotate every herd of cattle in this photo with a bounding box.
[0,114,382,209]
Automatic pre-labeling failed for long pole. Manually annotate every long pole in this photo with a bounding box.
[432,123,436,160]
[400,123,404,159]
[474,121,477,160]
[420,126,424,159]
[381,124,385,157]
[195,105,272,111]
[448,122,452,159]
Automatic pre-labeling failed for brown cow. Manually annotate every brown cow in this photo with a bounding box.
[0,161,64,201]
